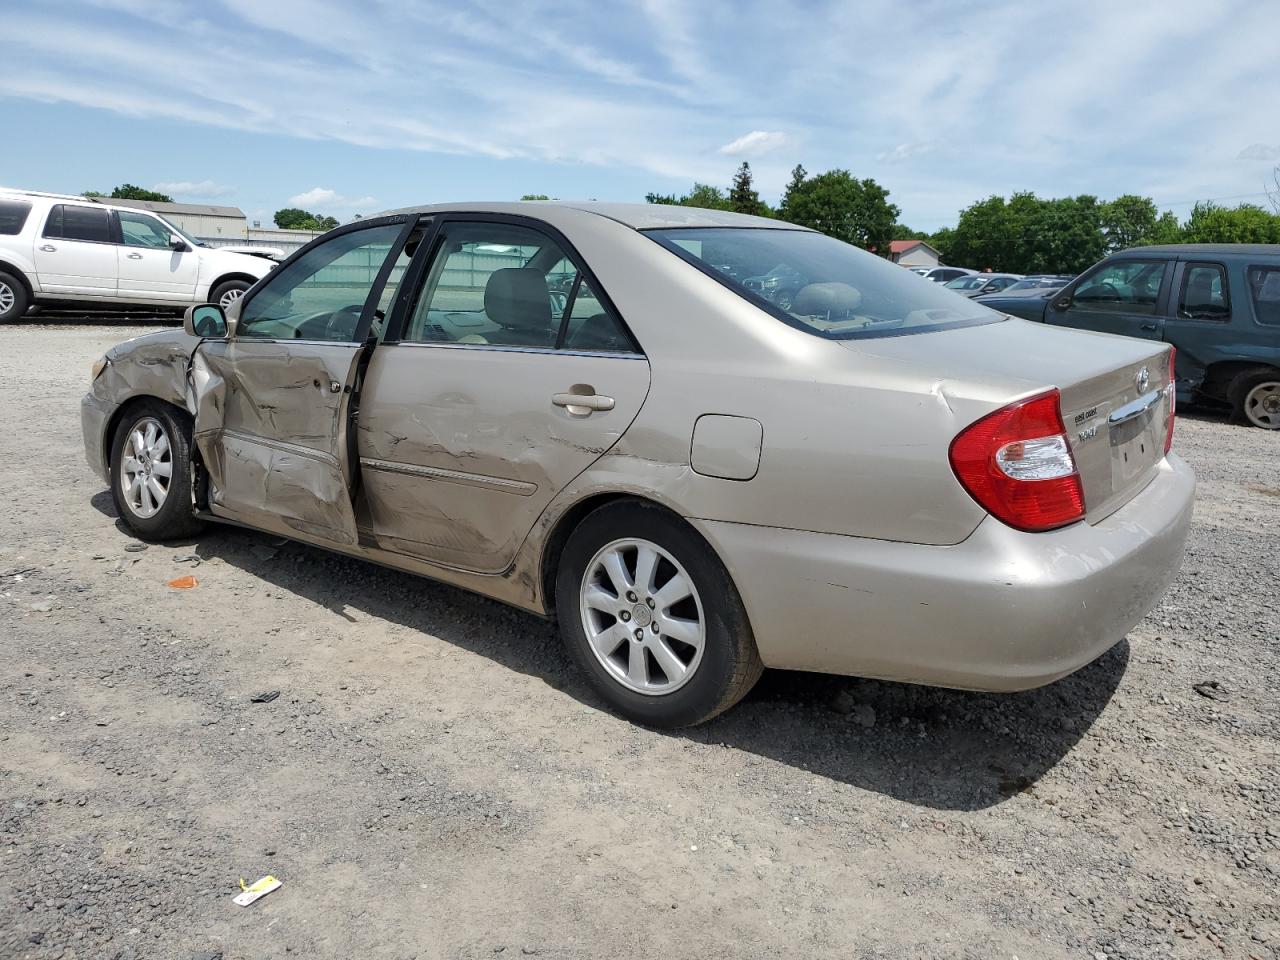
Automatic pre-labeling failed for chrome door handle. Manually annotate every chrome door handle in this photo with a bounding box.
[126,252,143,260]
[39,244,56,252]
[552,391,615,414]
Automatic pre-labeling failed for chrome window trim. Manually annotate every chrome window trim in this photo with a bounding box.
[379,340,646,360]
[229,338,363,348]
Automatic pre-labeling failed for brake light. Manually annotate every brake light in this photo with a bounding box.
[1164,348,1176,455]
[949,389,1085,532]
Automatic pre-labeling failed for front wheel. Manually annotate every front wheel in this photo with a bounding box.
[1229,368,1280,429]
[555,501,763,728]
[210,279,251,312]
[109,401,204,541]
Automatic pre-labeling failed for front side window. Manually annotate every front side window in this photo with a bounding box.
[1177,263,1229,321]
[118,211,175,249]
[0,200,31,236]
[648,227,999,339]
[403,221,634,351]
[44,204,112,243]
[237,223,404,342]
[1247,265,1280,326]
[1070,259,1166,315]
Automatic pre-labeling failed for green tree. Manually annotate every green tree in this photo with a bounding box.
[1101,195,1159,251]
[892,224,929,240]
[274,207,339,230]
[949,192,1105,273]
[728,162,766,216]
[779,169,899,253]
[1183,202,1280,243]
[520,194,551,200]
[928,226,956,262]
[644,192,680,205]
[683,183,732,210]
[83,184,174,203]
[778,164,808,222]
[1147,211,1185,245]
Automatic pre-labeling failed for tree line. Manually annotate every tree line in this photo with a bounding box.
[637,163,1280,274]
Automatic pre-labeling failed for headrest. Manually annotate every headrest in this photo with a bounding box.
[484,268,552,332]
[792,282,862,316]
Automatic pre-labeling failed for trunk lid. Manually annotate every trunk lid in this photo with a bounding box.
[843,318,1174,523]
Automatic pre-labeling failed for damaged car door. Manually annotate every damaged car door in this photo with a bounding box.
[190,217,416,546]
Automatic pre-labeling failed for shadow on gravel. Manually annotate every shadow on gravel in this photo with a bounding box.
[149,520,1127,813]
[16,306,181,327]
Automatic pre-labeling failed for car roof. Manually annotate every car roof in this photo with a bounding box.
[381,201,805,232]
[1115,243,1280,258]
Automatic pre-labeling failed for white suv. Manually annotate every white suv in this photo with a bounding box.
[0,189,274,322]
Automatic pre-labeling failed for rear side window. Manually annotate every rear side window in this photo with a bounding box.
[1177,263,1230,321]
[1247,265,1280,327]
[0,200,32,235]
[44,204,112,243]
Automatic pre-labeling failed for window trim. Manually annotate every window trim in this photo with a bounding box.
[1245,263,1280,328]
[42,203,117,245]
[381,211,643,356]
[1174,260,1231,323]
[233,214,417,344]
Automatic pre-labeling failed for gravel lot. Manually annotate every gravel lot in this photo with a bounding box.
[2,318,1277,960]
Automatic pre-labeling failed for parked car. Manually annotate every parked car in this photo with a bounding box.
[979,244,1280,428]
[991,276,1074,295]
[82,203,1193,727]
[742,262,808,310]
[918,266,976,284]
[0,189,273,322]
[943,273,1022,297]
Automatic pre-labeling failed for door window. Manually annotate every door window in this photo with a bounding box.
[1176,263,1229,321]
[1070,260,1166,315]
[402,221,634,352]
[237,223,405,342]
[1247,265,1280,326]
[118,211,175,248]
[44,204,112,243]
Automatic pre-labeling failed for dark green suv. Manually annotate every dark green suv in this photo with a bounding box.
[980,244,1280,428]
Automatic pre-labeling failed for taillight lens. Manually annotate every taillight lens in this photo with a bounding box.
[949,389,1085,532]
[1164,347,1176,455]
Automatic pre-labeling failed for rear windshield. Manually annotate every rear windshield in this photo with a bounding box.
[646,227,1000,339]
[0,200,31,236]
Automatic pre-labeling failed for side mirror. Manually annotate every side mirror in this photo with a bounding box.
[169,233,188,251]
[1053,294,1072,310]
[184,303,228,339]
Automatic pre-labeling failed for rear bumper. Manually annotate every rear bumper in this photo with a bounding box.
[81,392,114,483]
[693,453,1195,691]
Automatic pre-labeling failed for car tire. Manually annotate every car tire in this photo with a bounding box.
[555,500,763,728]
[109,400,205,541]
[0,271,29,323]
[210,279,251,312]
[1227,367,1280,430]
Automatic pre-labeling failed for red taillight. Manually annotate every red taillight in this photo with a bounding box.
[1164,347,1176,455]
[949,389,1086,532]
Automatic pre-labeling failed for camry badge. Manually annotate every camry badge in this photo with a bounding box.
[1135,366,1150,393]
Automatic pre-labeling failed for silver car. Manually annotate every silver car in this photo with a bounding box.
[81,203,1194,727]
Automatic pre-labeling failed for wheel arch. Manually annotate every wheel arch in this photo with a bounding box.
[1200,359,1280,402]
[103,395,193,479]
[0,260,34,297]
[206,272,260,302]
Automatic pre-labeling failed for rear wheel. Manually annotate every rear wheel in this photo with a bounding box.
[0,271,29,323]
[109,401,204,540]
[1228,367,1280,429]
[210,279,251,311]
[555,501,763,728]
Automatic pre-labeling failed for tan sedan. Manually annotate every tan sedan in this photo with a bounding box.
[82,203,1195,727]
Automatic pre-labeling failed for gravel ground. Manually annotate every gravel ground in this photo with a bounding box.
[2,318,1277,960]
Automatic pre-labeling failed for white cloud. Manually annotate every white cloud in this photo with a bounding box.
[877,141,940,163]
[287,187,377,212]
[1237,144,1280,162]
[718,131,786,157]
[153,179,233,198]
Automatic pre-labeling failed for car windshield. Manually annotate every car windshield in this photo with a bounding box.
[944,275,992,290]
[646,228,999,340]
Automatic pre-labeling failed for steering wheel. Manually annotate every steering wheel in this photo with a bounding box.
[1097,281,1121,300]
[322,303,374,341]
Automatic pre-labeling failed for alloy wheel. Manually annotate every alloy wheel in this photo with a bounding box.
[218,287,245,310]
[579,538,706,695]
[1244,380,1280,429]
[120,417,173,518]
[0,281,14,316]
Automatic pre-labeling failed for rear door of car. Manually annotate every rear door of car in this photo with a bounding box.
[356,213,651,574]
[190,215,418,547]
[1161,258,1235,392]
[115,210,200,300]
[33,203,118,295]
[1044,256,1173,343]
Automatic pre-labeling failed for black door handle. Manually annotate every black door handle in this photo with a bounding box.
[1140,322,1158,332]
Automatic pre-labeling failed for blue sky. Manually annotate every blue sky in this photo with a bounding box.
[1,0,1277,231]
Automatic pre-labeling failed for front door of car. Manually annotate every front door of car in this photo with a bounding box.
[115,210,200,300]
[33,203,118,296]
[1045,257,1172,342]
[189,217,417,547]
[357,216,651,573]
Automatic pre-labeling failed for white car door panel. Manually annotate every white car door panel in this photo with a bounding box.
[116,211,200,299]
[33,204,117,295]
